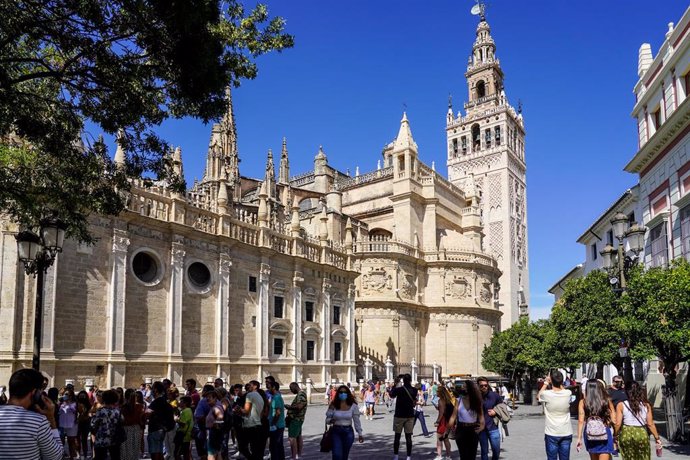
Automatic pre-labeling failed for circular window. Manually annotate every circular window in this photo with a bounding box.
[132,251,159,283]
[187,262,211,289]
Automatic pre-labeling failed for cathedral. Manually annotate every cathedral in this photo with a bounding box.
[0,12,528,388]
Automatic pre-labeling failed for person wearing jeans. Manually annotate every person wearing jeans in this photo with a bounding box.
[538,370,573,460]
[477,377,502,460]
[325,385,363,460]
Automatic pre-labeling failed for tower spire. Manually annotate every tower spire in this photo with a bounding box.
[264,148,275,198]
[278,137,290,184]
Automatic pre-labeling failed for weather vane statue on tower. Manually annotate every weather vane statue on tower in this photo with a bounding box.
[471,0,487,21]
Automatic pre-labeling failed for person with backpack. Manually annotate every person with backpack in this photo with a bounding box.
[613,380,662,460]
[146,381,175,460]
[538,370,573,460]
[576,380,616,460]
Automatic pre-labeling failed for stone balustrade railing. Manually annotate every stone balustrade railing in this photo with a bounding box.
[339,166,393,190]
[124,184,352,267]
[290,172,315,187]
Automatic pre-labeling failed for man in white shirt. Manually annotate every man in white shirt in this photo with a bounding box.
[538,370,573,460]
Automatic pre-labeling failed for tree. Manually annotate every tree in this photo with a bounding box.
[482,318,554,382]
[0,1,293,242]
[621,259,690,441]
[551,269,635,377]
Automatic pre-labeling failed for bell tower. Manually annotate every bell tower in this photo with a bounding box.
[446,8,529,329]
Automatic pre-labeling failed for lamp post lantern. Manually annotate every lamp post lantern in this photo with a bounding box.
[16,214,67,371]
[600,213,645,382]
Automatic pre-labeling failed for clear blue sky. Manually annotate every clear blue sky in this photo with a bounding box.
[104,1,690,320]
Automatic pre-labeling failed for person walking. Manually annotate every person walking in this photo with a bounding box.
[267,381,286,460]
[613,381,662,460]
[0,368,64,460]
[477,377,502,460]
[607,376,627,408]
[538,370,573,460]
[413,388,430,437]
[120,389,146,460]
[325,385,364,460]
[90,389,125,460]
[363,385,376,421]
[576,380,616,460]
[388,374,418,460]
[285,383,308,460]
[434,386,454,460]
[448,380,485,460]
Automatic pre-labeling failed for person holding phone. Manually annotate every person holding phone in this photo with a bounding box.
[0,368,64,459]
[447,380,485,460]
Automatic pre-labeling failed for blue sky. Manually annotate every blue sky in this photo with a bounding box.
[103,1,690,320]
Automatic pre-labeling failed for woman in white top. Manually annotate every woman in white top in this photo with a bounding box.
[325,385,364,460]
[58,390,79,459]
[447,380,485,460]
[613,381,661,460]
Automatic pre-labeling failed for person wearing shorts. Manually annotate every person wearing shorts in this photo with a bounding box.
[389,374,418,460]
[285,382,308,459]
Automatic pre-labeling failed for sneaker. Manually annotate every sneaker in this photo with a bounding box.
[231,452,242,458]
[434,456,443,460]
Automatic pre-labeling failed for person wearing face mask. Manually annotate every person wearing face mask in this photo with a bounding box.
[325,385,364,460]
[607,376,627,408]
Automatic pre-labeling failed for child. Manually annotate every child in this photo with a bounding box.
[174,396,193,460]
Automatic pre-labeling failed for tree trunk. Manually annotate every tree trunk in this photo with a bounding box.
[662,367,685,442]
[595,363,604,380]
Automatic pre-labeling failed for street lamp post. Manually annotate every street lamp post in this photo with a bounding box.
[600,213,646,382]
[16,214,67,371]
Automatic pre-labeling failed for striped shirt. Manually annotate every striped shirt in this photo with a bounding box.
[0,405,63,460]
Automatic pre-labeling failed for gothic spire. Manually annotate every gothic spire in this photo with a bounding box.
[278,137,290,184]
[114,129,126,169]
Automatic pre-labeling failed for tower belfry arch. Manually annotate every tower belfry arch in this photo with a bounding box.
[446,7,529,329]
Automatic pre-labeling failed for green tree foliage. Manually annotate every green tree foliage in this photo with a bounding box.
[621,259,690,390]
[0,1,293,242]
[550,269,631,371]
[482,318,554,381]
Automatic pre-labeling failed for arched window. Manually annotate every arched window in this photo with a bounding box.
[471,124,481,151]
[476,80,486,99]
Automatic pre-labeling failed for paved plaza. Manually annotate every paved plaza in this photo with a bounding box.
[265,398,690,459]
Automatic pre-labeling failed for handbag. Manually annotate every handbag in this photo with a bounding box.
[319,423,333,453]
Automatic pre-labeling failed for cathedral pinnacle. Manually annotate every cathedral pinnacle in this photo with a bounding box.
[278,137,290,184]
[393,112,418,153]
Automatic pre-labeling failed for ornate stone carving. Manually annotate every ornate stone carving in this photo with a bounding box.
[322,278,332,293]
[112,230,130,254]
[171,243,185,266]
[259,263,271,282]
[293,271,304,286]
[361,267,392,292]
[479,279,492,304]
[399,272,416,299]
[218,253,232,273]
[445,275,472,299]
[129,224,163,240]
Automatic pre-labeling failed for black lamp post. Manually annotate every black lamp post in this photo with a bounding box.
[16,214,66,371]
[599,213,646,382]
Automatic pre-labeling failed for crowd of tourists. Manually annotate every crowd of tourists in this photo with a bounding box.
[0,367,667,460]
[0,369,309,460]
[539,370,662,460]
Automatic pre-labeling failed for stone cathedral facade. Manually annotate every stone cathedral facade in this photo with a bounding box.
[446,16,529,329]
[0,13,527,388]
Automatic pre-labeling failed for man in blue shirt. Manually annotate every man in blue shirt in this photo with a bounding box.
[477,377,502,460]
[193,384,215,460]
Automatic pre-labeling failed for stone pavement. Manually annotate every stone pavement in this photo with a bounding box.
[271,400,690,459]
